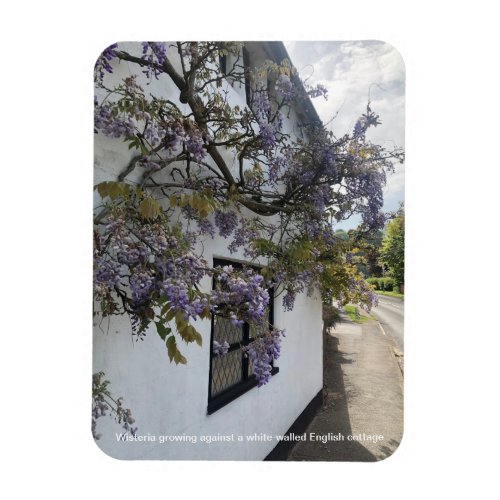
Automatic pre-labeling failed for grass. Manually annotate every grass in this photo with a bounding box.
[375,290,404,299]
[343,305,370,324]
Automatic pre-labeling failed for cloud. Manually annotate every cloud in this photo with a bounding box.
[286,40,405,218]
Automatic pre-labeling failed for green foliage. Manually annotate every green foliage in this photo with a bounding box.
[155,322,172,341]
[334,229,349,241]
[366,276,395,291]
[95,181,138,201]
[375,290,404,299]
[166,336,187,365]
[139,197,162,220]
[94,41,403,370]
[323,303,341,329]
[380,214,405,286]
[342,305,369,324]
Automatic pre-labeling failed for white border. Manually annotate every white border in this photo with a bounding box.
[3,1,498,498]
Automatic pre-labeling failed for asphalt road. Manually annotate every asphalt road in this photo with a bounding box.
[371,295,404,351]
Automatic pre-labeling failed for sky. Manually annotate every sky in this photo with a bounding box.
[285,41,405,230]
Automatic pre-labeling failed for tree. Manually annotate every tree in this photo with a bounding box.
[93,41,404,383]
[348,228,384,278]
[380,209,405,286]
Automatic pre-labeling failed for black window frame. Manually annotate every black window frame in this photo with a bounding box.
[242,46,252,107]
[207,258,278,415]
[219,53,227,75]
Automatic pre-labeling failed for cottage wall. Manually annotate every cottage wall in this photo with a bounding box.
[93,42,323,460]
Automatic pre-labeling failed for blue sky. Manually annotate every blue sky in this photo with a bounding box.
[285,41,405,230]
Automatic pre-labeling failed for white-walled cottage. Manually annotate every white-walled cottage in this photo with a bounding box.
[93,41,323,460]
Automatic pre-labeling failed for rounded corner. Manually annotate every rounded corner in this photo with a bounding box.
[368,39,406,74]
[93,41,121,75]
[90,426,131,462]
[374,428,405,463]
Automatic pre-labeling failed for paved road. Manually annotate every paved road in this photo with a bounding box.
[372,295,404,351]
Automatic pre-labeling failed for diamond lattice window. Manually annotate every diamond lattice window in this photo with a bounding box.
[207,259,276,414]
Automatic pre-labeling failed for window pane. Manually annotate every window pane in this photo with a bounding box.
[211,349,243,396]
[213,315,244,345]
[248,312,270,340]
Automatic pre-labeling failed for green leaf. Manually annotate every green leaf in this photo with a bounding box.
[166,336,187,365]
[95,181,130,201]
[179,324,193,343]
[156,322,171,341]
[174,312,188,332]
[164,309,176,322]
[194,330,202,347]
[177,324,202,346]
[166,336,176,362]
[199,306,211,320]
[174,350,187,365]
[139,197,161,220]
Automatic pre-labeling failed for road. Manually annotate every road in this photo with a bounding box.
[371,294,404,351]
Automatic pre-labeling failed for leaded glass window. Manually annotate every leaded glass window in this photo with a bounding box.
[207,259,276,414]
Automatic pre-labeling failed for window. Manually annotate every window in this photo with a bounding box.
[207,259,277,414]
[242,46,252,107]
[219,53,227,75]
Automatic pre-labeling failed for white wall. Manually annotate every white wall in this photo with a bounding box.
[93,42,323,460]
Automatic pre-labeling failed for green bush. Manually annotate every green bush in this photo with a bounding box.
[366,277,395,291]
[323,304,341,329]
[381,277,395,291]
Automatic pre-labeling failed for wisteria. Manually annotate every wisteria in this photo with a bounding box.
[244,329,285,386]
[93,255,123,296]
[141,42,168,79]
[93,207,212,331]
[92,371,137,440]
[214,210,239,239]
[147,117,207,161]
[228,221,259,256]
[252,90,271,120]
[197,218,216,238]
[94,43,118,83]
[212,340,230,356]
[275,74,294,102]
[93,42,404,425]
[258,121,277,152]
[211,266,270,325]
[306,83,328,99]
[345,277,379,312]
[94,99,135,138]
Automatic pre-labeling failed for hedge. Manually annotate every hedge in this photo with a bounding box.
[366,276,396,291]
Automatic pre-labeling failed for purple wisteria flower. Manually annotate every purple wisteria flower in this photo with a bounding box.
[141,42,167,79]
[94,43,118,83]
[212,340,230,356]
[307,83,328,99]
[228,220,259,255]
[94,100,135,138]
[214,210,238,238]
[275,74,294,102]
[244,329,285,386]
[93,256,123,295]
[258,120,276,152]
[211,267,269,325]
[197,218,216,238]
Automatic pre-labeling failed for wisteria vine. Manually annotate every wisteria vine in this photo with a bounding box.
[93,41,404,399]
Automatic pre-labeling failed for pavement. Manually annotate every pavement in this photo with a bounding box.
[289,311,404,461]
